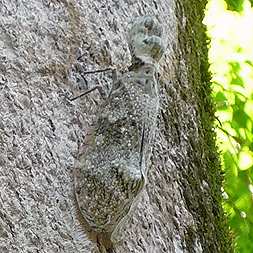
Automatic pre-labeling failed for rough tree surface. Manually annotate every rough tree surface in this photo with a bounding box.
[0,0,232,253]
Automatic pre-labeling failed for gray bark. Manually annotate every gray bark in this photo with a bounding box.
[0,1,232,253]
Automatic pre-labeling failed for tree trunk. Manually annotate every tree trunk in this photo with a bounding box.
[0,0,233,252]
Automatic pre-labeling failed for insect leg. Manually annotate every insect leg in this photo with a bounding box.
[70,67,117,101]
[69,86,104,101]
[139,123,146,174]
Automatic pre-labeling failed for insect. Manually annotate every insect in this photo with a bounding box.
[73,16,165,253]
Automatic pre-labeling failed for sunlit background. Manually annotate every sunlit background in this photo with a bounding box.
[204,0,253,252]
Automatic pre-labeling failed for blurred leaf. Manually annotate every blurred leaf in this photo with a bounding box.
[249,142,253,152]
[232,109,249,129]
[245,60,253,67]
[224,0,244,12]
[234,95,245,110]
[229,62,244,86]
[231,96,249,130]
[235,192,250,211]
[214,91,228,109]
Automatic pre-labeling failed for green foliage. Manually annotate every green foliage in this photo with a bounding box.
[225,0,244,11]
[205,1,253,252]
[224,0,253,11]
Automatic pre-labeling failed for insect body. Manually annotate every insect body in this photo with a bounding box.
[74,16,165,252]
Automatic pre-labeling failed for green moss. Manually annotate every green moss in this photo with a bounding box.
[175,0,234,252]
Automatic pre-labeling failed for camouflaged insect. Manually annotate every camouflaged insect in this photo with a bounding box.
[74,16,165,253]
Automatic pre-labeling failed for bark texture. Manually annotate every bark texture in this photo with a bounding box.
[0,0,232,253]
